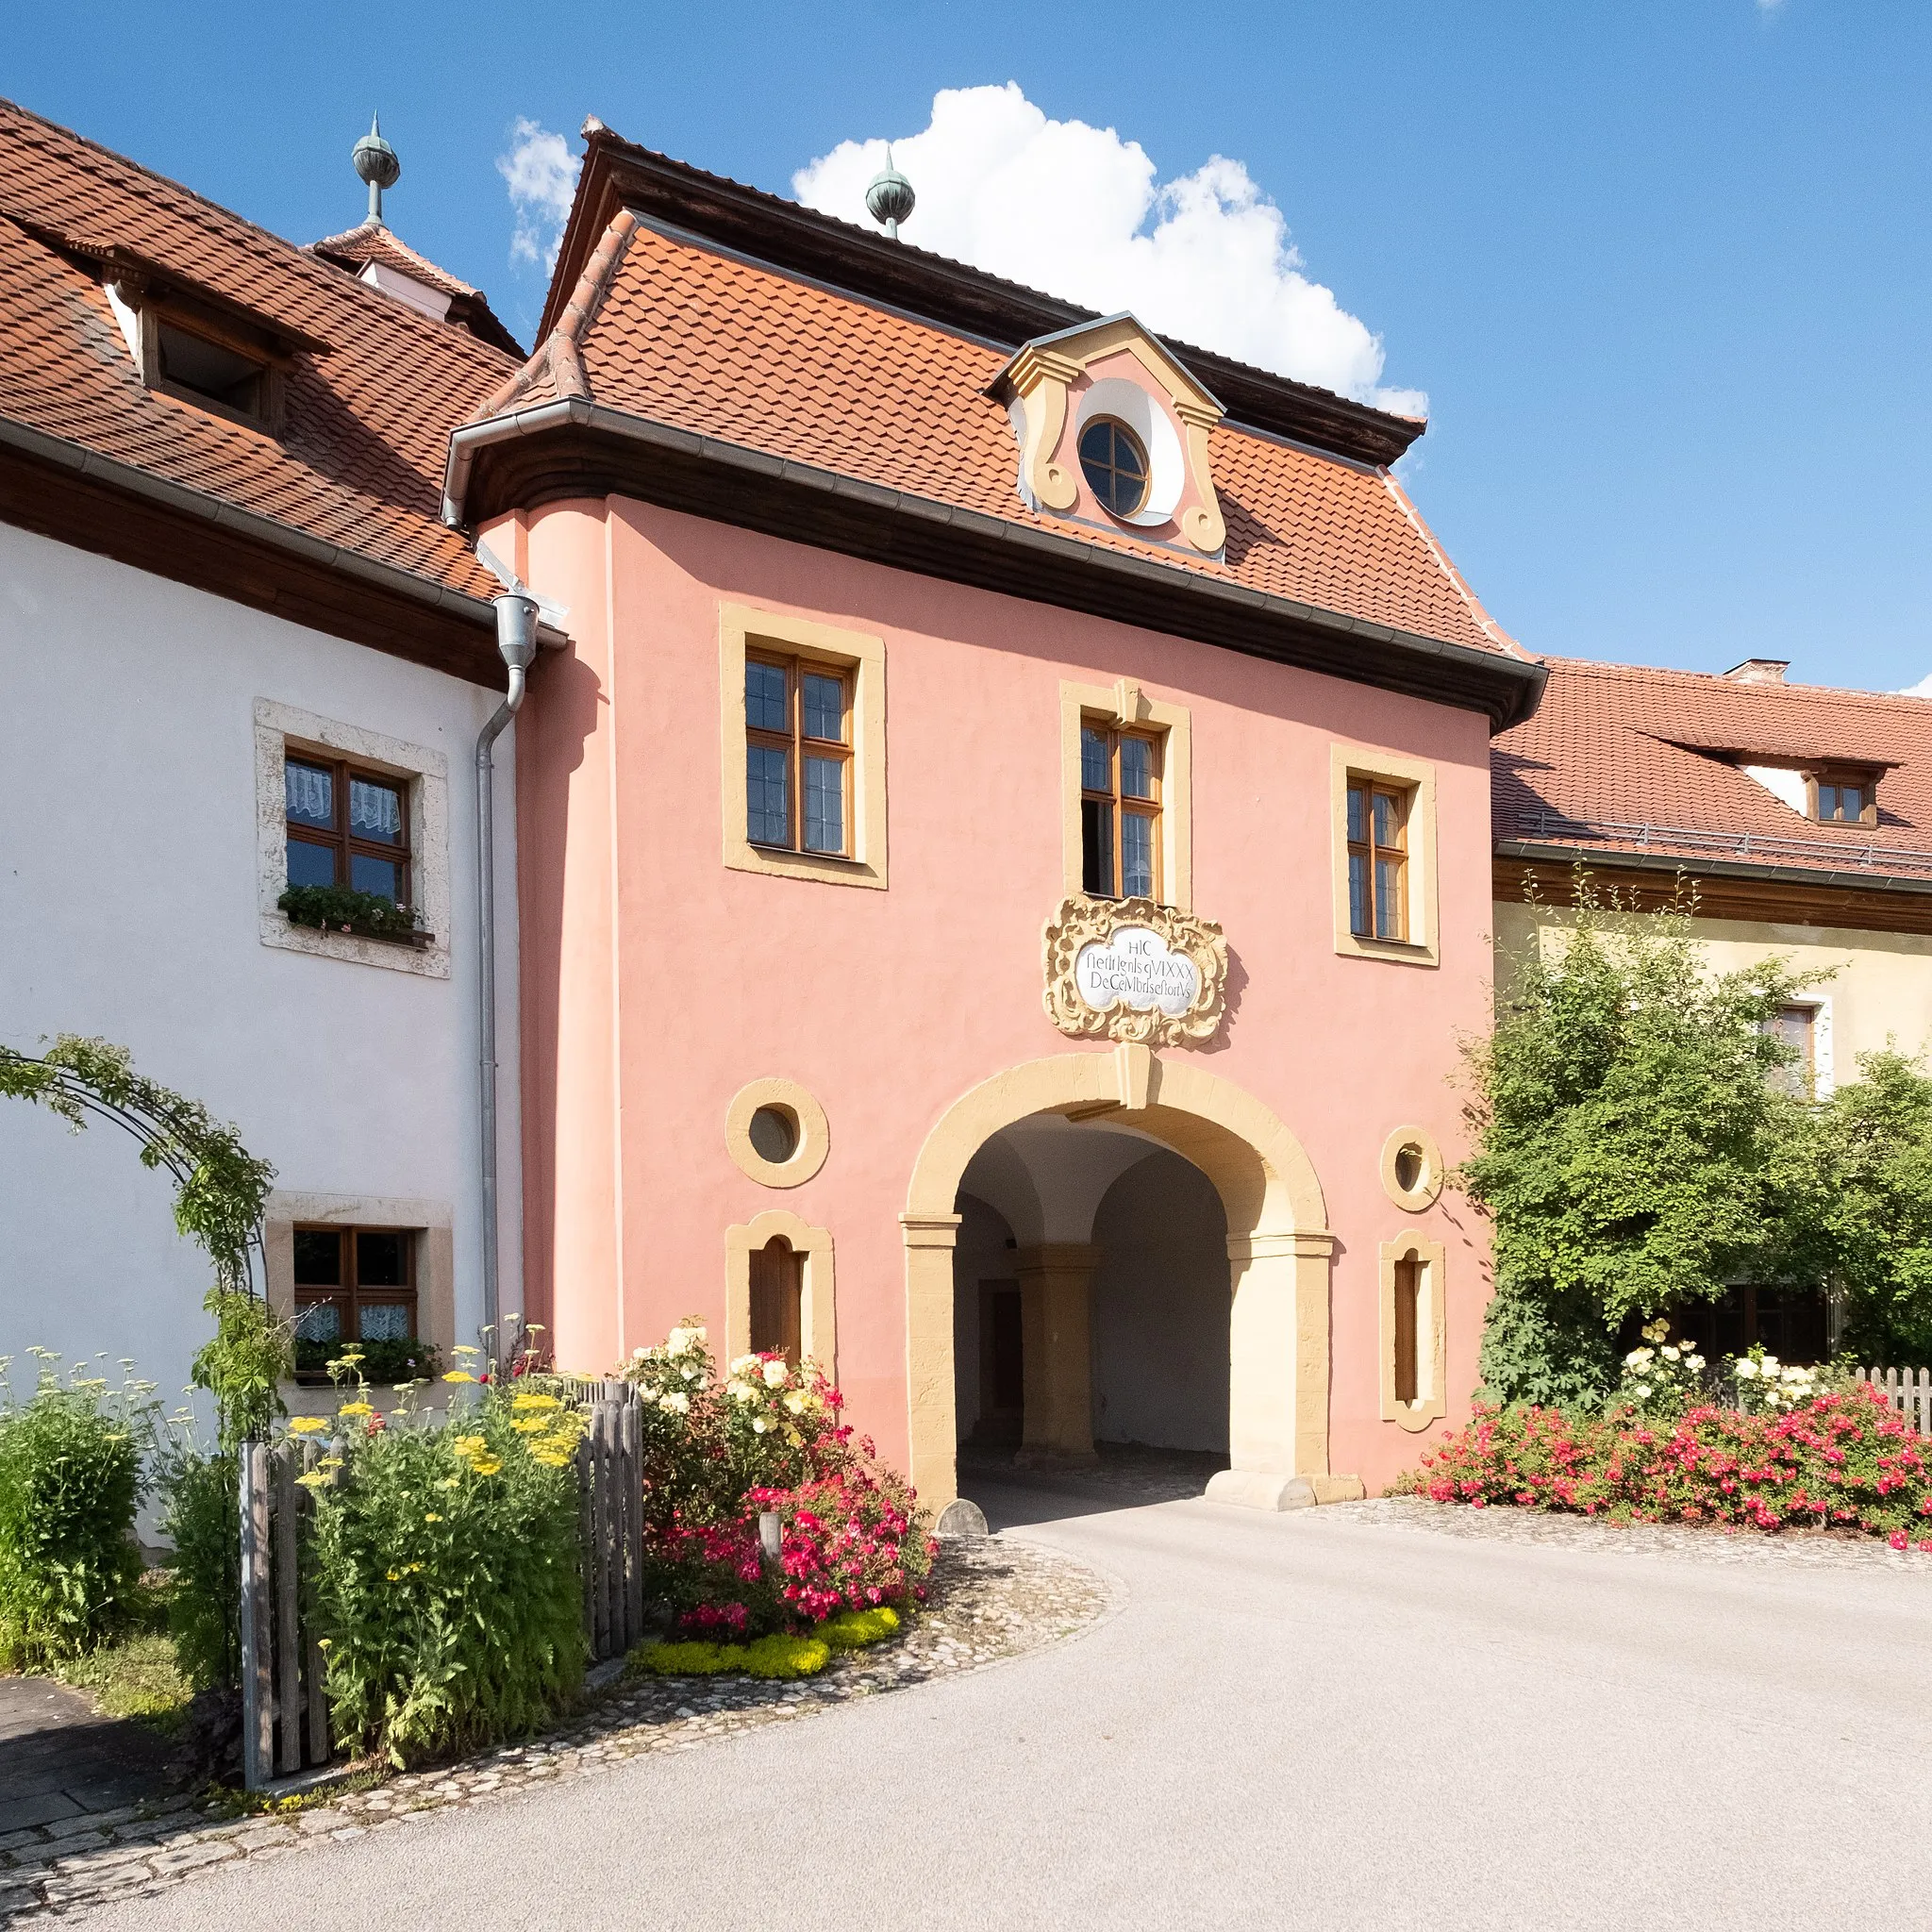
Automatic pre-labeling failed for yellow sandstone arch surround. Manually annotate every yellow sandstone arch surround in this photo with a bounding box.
[902,1043,1356,1510]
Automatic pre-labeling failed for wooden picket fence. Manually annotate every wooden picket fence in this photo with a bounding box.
[239,1379,650,1789]
[1861,1366,1932,1436]
[577,1379,647,1664]
[238,1440,332,1790]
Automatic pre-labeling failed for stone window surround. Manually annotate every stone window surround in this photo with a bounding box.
[1379,1232,1447,1433]
[254,697,452,978]
[724,1209,836,1380]
[1329,741,1440,968]
[1059,678,1193,911]
[263,1190,456,1375]
[718,602,887,891]
[724,1077,830,1189]
[1380,1124,1446,1211]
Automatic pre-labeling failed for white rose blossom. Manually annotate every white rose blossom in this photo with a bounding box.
[1735,1358,1758,1379]
[761,1359,788,1388]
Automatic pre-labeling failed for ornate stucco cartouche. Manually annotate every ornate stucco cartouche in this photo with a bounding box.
[1041,894,1229,1047]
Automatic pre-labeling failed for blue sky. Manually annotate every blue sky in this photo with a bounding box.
[8,2,1929,690]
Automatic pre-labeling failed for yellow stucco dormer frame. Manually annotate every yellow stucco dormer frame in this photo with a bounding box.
[994,313,1227,558]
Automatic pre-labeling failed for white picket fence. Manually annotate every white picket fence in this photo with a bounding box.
[1861,1367,1932,1436]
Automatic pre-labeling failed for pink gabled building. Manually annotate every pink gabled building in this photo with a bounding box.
[449,131,1545,1513]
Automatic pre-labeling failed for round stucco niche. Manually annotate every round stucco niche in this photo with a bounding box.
[726,1078,829,1189]
[1379,1125,1443,1211]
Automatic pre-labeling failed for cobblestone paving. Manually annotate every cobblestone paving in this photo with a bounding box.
[0,1537,1113,1924]
[1323,1494,1932,1575]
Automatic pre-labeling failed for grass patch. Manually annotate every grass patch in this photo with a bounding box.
[50,1628,193,1733]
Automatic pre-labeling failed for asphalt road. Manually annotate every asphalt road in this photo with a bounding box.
[86,1484,1932,1931]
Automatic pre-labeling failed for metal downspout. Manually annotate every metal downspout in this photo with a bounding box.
[477,593,540,1353]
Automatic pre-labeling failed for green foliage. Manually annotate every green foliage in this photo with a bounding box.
[156,1445,241,1691]
[818,1605,900,1652]
[1462,878,1820,1406]
[51,1624,194,1733]
[192,1291,290,1451]
[293,1336,441,1385]
[0,1036,274,1291]
[277,884,424,941]
[1770,1051,1932,1366]
[306,1391,587,1766]
[0,1356,156,1665]
[630,1633,831,1679]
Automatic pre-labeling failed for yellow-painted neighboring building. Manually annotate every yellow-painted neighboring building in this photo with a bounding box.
[1491,654,1932,1357]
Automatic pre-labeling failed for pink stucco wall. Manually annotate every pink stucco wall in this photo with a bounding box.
[507,494,1496,1495]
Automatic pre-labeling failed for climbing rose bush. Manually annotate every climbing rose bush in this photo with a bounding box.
[618,1324,934,1635]
[1399,1383,1932,1547]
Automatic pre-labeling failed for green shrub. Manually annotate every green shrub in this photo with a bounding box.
[631,1633,830,1679]
[306,1389,587,1765]
[191,1290,289,1450]
[0,1356,155,1664]
[156,1445,240,1690]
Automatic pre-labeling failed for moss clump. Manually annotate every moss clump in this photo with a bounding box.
[631,1633,831,1680]
[818,1606,900,1652]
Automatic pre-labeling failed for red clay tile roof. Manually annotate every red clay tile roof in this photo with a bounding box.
[311,220,524,356]
[1494,658,1932,878]
[0,97,513,602]
[475,209,1523,659]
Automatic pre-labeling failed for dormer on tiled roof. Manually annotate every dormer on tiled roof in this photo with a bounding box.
[991,314,1226,559]
[311,220,524,357]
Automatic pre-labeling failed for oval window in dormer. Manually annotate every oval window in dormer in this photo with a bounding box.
[1078,417,1149,520]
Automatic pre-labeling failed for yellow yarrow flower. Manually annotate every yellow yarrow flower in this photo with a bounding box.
[295,1471,328,1491]
[531,1450,570,1467]
[469,1456,504,1476]
[424,1513,442,1524]
[510,1418,548,1434]
[451,1435,487,1456]
[510,1391,560,1411]
[338,1402,374,1420]
[442,1370,478,1384]
[288,1417,327,1436]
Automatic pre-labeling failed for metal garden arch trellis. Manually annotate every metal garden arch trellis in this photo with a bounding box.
[0,1034,282,1779]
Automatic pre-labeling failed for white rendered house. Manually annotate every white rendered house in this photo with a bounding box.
[0,103,548,1413]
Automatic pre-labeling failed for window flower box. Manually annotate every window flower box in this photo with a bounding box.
[276,884,432,948]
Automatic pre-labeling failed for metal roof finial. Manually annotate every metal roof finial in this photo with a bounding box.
[865,144,915,242]
[353,113,401,227]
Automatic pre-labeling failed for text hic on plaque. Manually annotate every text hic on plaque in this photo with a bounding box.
[1042,896,1228,1047]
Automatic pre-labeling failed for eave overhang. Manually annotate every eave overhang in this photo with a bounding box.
[0,417,565,688]
[446,399,1545,732]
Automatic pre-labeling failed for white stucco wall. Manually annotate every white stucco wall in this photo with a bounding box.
[0,523,523,1418]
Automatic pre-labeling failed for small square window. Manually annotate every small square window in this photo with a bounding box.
[1810,771,1875,824]
[291,1224,421,1376]
[282,748,412,908]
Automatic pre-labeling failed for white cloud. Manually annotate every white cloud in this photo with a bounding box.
[792,83,1424,417]
[498,118,579,272]
[1897,673,1932,698]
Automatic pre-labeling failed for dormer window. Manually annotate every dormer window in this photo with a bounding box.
[1809,769,1876,825]
[1078,418,1149,520]
[994,314,1227,558]
[100,250,326,437]
[155,321,267,421]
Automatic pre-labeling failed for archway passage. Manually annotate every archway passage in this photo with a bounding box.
[952,1121,1232,1485]
[902,1046,1342,1512]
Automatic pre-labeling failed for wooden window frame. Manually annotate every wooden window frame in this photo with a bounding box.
[291,1224,420,1372]
[748,1236,805,1365]
[1079,716,1165,902]
[1379,1235,1446,1430]
[744,650,854,860]
[1806,768,1878,826]
[1346,778,1411,942]
[1763,1003,1819,1101]
[284,750,413,908]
